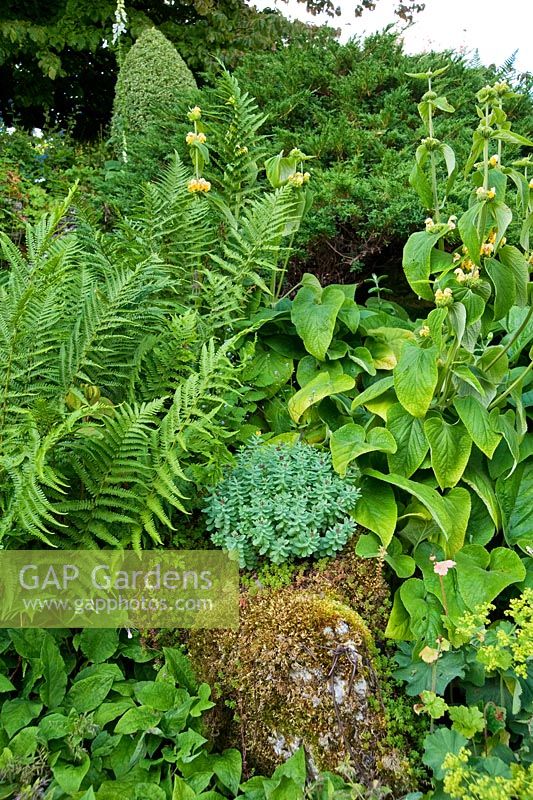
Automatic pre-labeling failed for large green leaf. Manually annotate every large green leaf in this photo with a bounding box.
[115,705,162,734]
[462,455,501,529]
[440,488,471,556]
[351,376,395,411]
[385,590,412,640]
[352,477,397,546]
[455,545,526,610]
[403,230,448,300]
[498,245,529,306]
[387,403,429,477]
[133,681,176,712]
[394,343,438,418]
[485,257,516,321]
[243,346,293,388]
[288,372,355,423]
[423,729,468,780]
[394,644,466,696]
[497,461,533,553]
[458,203,482,265]
[330,423,396,476]
[364,469,452,539]
[424,415,472,489]
[40,635,67,709]
[210,750,242,796]
[0,699,42,738]
[454,396,502,458]
[399,578,444,643]
[291,274,346,360]
[80,629,119,664]
[66,673,115,714]
[52,755,90,796]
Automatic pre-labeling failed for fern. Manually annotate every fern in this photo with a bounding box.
[58,341,241,549]
[0,72,306,549]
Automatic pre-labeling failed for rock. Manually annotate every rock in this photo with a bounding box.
[189,587,413,790]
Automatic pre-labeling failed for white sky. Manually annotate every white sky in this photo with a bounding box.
[254,0,533,73]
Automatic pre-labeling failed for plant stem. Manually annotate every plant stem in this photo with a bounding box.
[428,77,441,225]
[273,230,296,303]
[488,359,533,410]
[439,574,449,617]
[483,304,533,372]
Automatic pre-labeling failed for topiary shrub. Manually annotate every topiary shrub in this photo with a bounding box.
[188,587,419,791]
[111,27,197,154]
[203,437,361,568]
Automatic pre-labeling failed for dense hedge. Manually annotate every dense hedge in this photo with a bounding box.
[235,30,533,279]
[111,27,197,155]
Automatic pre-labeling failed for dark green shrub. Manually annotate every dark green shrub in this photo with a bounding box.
[234,30,533,278]
[110,27,197,157]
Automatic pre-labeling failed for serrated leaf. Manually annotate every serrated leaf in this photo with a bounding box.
[394,343,438,418]
[40,635,67,709]
[485,257,516,320]
[454,396,501,458]
[291,276,346,360]
[424,415,472,489]
[403,230,448,300]
[386,403,429,477]
[80,629,119,664]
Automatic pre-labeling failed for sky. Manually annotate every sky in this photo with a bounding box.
[254,0,533,73]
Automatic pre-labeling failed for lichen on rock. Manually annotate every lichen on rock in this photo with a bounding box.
[189,587,414,792]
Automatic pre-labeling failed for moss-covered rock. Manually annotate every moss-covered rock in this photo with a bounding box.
[111,27,197,153]
[189,587,415,791]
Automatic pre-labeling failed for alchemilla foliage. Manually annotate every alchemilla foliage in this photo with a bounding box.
[205,438,360,567]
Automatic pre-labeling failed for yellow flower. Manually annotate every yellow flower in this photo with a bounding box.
[435,287,453,307]
[447,215,457,230]
[463,258,475,272]
[419,645,440,664]
[424,217,434,231]
[187,177,211,193]
[488,229,497,244]
[418,325,431,337]
[454,268,467,283]
[186,131,207,145]
[452,252,461,263]
[529,178,533,189]
[288,171,305,187]
[187,106,202,121]
[476,186,496,201]
[489,154,500,167]
[480,241,494,256]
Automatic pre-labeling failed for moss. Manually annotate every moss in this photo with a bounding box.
[241,541,391,636]
[189,587,416,793]
[111,27,197,152]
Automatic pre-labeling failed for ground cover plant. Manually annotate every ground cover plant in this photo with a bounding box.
[0,9,532,800]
